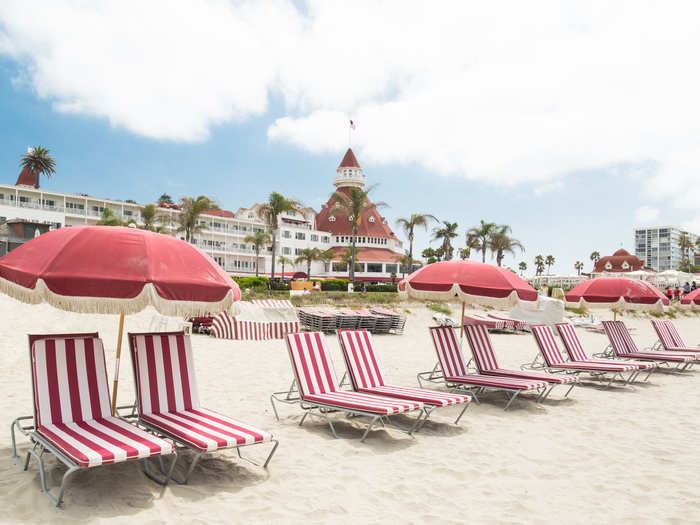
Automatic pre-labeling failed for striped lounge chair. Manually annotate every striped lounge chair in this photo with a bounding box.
[10,333,176,506]
[529,324,641,388]
[337,329,471,425]
[464,324,578,401]
[555,322,657,383]
[488,313,529,331]
[602,321,696,371]
[271,332,425,442]
[651,320,700,358]
[418,326,549,410]
[128,331,278,484]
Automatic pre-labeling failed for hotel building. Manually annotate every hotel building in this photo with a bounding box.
[634,225,697,271]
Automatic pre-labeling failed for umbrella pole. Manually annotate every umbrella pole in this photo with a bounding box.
[111,313,125,416]
[613,310,617,322]
[460,302,465,339]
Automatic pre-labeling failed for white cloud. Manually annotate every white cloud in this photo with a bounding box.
[635,205,660,224]
[533,181,564,197]
[1,0,700,195]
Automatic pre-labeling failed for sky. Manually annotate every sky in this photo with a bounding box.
[1,1,699,275]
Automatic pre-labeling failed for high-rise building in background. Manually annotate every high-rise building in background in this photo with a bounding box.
[634,226,697,271]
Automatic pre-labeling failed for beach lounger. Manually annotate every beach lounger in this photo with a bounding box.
[528,324,640,387]
[463,313,506,330]
[556,322,657,382]
[128,331,278,483]
[464,324,578,400]
[271,332,425,441]
[10,333,176,506]
[418,326,549,410]
[337,329,471,425]
[602,321,696,371]
[650,320,700,357]
[488,313,529,331]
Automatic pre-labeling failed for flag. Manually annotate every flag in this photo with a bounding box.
[349,120,356,130]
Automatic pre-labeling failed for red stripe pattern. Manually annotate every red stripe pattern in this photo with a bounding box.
[652,320,700,355]
[285,332,424,415]
[338,329,469,407]
[603,321,695,362]
[464,324,577,384]
[32,336,173,468]
[429,326,547,390]
[131,332,273,452]
[211,311,300,340]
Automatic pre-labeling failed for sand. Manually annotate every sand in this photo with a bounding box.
[1,296,699,524]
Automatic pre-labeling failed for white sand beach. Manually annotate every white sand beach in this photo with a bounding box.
[1,296,699,524]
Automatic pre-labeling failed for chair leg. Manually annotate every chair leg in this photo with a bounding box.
[360,416,380,442]
[454,402,470,425]
[564,383,576,398]
[263,440,279,468]
[503,391,519,411]
[27,444,80,507]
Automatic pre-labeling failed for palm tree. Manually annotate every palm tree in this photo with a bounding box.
[329,184,387,282]
[518,261,527,275]
[432,221,459,260]
[395,251,412,278]
[678,234,693,270]
[317,248,335,273]
[295,248,321,279]
[590,251,601,266]
[460,233,481,260]
[20,146,56,189]
[176,196,219,242]
[277,255,292,277]
[545,255,555,274]
[467,220,498,262]
[395,213,437,273]
[259,192,303,279]
[574,261,584,275]
[244,230,271,276]
[158,193,173,204]
[488,225,524,267]
[140,203,165,232]
[534,255,545,276]
[97,208,123,226]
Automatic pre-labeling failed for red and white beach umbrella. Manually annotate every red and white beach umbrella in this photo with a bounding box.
[565,277,668,314]
[0,226,241,411]
[680,288,700,308]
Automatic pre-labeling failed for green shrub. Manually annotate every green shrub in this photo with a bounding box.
[321,279,349,291]
[232,276,270,289]
[565,306,589,315]
[427,302,451,315]
[365,283,397,292]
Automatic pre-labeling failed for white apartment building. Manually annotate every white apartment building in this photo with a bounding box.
[634,225,697,271]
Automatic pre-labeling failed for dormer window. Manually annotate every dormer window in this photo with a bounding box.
[349,215,354,221]
[605,262,612,270]
[621,261,630,269]
[368,216,375,223]
[329,216,336,222]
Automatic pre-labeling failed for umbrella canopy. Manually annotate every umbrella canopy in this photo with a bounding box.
[0,226,240,316]
[398,260,538,308]
[565,277,668,312]
[680,288,700,306]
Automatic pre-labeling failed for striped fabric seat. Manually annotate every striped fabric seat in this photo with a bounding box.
[556,323,657,370]
[531,324,637,372]
[285,332,423,415]
[464,325,577,385]
[663,321,692,348]
[32,336,173,468]
[603,321,695,363]
[338,329,469,407]
[429,326,547,390]
[652,320,700,356]
[130,332,273,452]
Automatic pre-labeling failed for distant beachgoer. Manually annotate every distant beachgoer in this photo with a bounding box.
[692,281,697,291]
[666,286,673,300]
[673,285,681,300]
[683,282,691,295]
[361,282,367,294]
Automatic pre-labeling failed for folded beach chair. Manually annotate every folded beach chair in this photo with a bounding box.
[602,321,696,371]
[128,331,278,483]
[463,313,506,330]
[10,333,176,506]
[651,320,700,357]
[529,324,640,387]
[337,329,471,425]
[488,313,529,331]
[418,326,548,410]
[464,324,578,400]
[271,332,425,441]
[555,322,657,382]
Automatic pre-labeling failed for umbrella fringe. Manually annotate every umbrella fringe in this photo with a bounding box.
[399,283,526,309]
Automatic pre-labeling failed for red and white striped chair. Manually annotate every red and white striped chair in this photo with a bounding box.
[128,331,278,483]
[11,333,176,506]
[651,320,700,358]
[464,324,578,401]
[272,332,425,441]
[419,326,549,410]
[529,324,641,387]
[602,321,695,371]
[555,322,657,382]
[487,313,529,332]
[337,329,471,425]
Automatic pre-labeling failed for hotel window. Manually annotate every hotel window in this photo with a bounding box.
[367,263,382,273]
[295,248,302,255]
[282,230,291,238]
[282,247,291,255]
[322,236,330,243]
[296,232,306,240]
[385,264,398,274]
[329,216,336,222]
[20,196,31,203]
[368,216,375,223]
[0,194,3,200]
[332,262,347,272]
[311,234,318,242]
[123,210,133,216]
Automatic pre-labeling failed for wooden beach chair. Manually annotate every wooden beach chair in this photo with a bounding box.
[11,333,176,506]
[602,321,696,371]
[271,332,425,441]
[337,329,471,425]
[418,326,549,410]
[650,320,700,357]
[464,324,578,401]
[128,331,278,484]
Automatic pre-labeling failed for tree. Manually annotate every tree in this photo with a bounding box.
[488,225,524,267]
[422,246,444,264]
[277,255,292,277]
[244,230,271,276]
[176,196,219,242]
[678,234,693,270]
[545,255,555,274]
[460,233,481,260]
[518,261,527,275]
[432,221,459,260]
[97,208,123,226]
[534,255,545,276]
[317,248,335,273]
[590,251,601,266]
[158,194,173,204]
[295,248,321,278]
[395,213,437,273]
[329,184,387,282]
[467,220,498,262]
[20,146,56,189]
[259,192,303,279]
[574,261,584,275]
[140,203,165,232]
[395,251,412,278]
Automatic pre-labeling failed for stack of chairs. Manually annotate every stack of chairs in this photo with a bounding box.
[356,310,380,331]
[298,307,337,332]
[336,310,360,329]
[372,312,393,333]
[370,308,407,334]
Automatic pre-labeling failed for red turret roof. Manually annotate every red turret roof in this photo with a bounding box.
[338,148,361,169]
[594,248,644,273]
[316,187,398,240]
[15,166,38,188]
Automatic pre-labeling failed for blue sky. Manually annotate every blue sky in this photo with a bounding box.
[1,2,699,274]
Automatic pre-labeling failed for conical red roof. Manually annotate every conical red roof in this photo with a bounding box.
[338,148,361,169]
[15,166,38,188]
